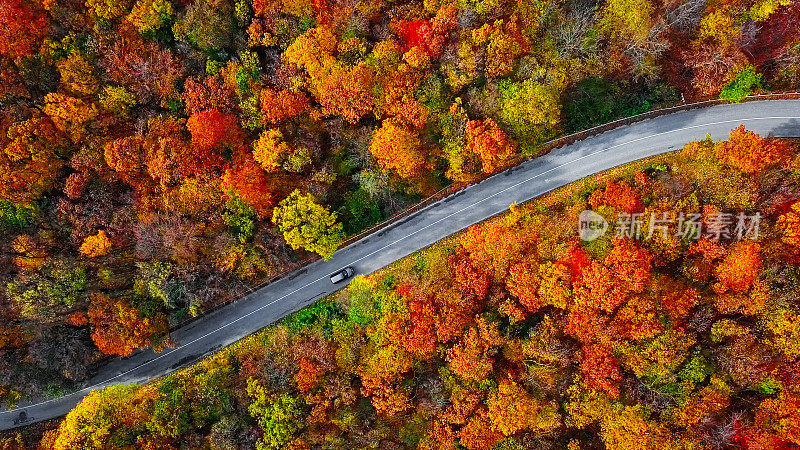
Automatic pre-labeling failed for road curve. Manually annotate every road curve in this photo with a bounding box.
[3,100,800,430]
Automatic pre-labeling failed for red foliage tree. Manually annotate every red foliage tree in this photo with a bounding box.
[187,109,242,150]
[398,20,442,56]
[561,244,591,280]
[580,343,622,398]
[396,10,456,58]
[220,151,276,218]
[0,0,49,59]
[260,88,310,125]
[182,75,237,116]
[183,109,243,178]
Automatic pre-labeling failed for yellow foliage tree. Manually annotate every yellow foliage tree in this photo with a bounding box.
[57,52,99,96]
[80,230,112,257]
[127,0,173,35]
[42,93,98,143]
[47,385,146,450]
[600,0,654,41]
[600,404,672,449]
[253,129,290,172]
[486,379,560,436]
[272,190,345,259]
[86,0,134,20]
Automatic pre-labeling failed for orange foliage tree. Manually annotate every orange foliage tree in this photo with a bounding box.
[603,238,653,293]
[612,295,662,340]
[486,379,559,436]
[87,293,169,356]
[459,409,503,450]
[713,125,790,174]
[507,260,540,312]
[186,109,242,151]
[1,115,69,202]
[369,122,425,178]
[470,19,530,78]
[446,320,501,381]
[104,135,147,188]
[465,118,515,173]
[713,241,761,294]
[777,201,800,246]
[574,261,623,313]
[453,253,491,300]
[220,151,275,218]
[294,358,323,393]
[458,217,537,282]
[283,25,374,123]
[589,180,644,214]
[183,109,242,178]
[373,63,429,130]
[360,374,411,417]
[260,88,310,125]
[385,286,438,359]
[754,391,800,446]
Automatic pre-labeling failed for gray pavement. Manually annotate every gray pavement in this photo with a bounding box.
[2,100,800,430]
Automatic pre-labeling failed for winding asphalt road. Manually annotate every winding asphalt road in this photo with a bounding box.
[3,100,800,430]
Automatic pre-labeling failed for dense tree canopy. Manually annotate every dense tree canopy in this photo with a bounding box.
[32,130,800,449]
[2,0,800,440]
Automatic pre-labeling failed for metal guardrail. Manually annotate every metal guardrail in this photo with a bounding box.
[339,91,800,248]
[179,92,800,329]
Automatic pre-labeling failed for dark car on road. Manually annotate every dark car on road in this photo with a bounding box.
[329,267,355,284]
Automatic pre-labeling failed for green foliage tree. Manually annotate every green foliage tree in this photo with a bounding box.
[6,262,87,321]
[0,200,35,231]
[498,79,561,152]
[224,195,258,243]
[247,378,306,450]
[719,66,763,102]
[172,0,235,53]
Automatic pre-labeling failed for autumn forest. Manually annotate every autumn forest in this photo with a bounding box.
[1,0,800,445]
